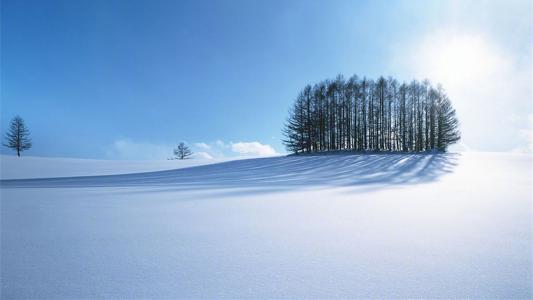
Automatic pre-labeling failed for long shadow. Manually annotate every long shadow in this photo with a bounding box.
[0,153,459,194]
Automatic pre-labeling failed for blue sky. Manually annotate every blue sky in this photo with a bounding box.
[2,0,531,159]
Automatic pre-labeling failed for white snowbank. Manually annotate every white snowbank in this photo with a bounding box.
[1,152,531,298]
[0,155,235,179]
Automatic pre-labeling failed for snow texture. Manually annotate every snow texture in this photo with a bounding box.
[0,155,234,179]
[1,152,531,298]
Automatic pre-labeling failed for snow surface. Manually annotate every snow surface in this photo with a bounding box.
[1,152,531,298]
[0,155,236,179]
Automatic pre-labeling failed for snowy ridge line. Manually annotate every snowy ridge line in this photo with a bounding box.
[0,153,459,190]
[0,155,239,179]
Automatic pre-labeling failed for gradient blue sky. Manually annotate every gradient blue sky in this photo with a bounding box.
[2,0,531,159]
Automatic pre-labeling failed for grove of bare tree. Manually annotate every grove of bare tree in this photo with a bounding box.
[283,74,460,153]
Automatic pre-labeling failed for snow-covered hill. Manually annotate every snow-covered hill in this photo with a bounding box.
[0,155,235,179]
[1,152,531,298]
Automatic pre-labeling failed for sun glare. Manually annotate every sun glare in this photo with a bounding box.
[415,33,506,88]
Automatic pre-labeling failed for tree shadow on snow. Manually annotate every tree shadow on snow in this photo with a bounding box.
[1,153,459,195]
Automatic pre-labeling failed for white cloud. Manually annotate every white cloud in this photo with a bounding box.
[215,139,228,148]
[192,151,214,159]
[192,140,280,157]
[230,141,278,156]
[192,140,226,158]
[512,114,533,153]
[106,139,280,160]
[194,142,211,150]
[105,139,174,160]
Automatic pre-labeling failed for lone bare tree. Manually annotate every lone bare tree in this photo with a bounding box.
[4,116,32,157]
[174,142,192,159]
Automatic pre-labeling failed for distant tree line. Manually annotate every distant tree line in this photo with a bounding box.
[283,74,460,154]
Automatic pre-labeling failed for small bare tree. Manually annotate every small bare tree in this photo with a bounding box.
[174,142,192,159]
[4,116,32,157]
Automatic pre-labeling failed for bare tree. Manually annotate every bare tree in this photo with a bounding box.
[174,142,193,159]
[282,74,461,154]
[4,116,32,157]
[436,95,461,151]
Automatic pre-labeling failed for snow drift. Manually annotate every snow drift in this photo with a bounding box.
[1,152,531,298]
[0,154,235,179]
[1,153,457,190]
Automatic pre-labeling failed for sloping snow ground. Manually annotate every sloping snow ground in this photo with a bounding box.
[0,155,237,179]
[1,152,531,298]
